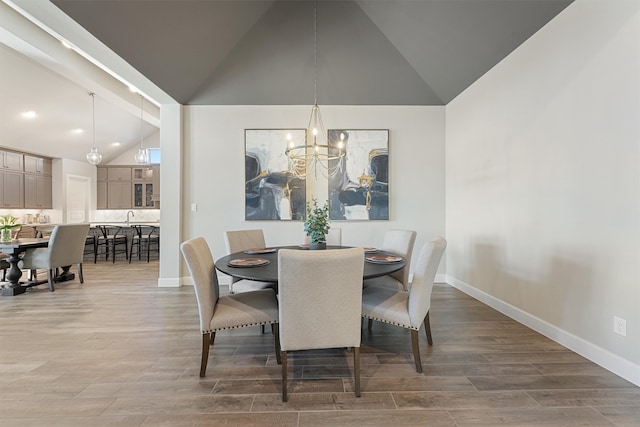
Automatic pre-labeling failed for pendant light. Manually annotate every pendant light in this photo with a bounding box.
[134,94,149,164]
[284,0,344,179]
[86,92,103,165]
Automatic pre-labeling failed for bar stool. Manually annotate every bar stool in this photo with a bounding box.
[95,225,128,263]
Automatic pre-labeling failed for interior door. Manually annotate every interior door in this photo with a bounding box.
[66,175,90,223]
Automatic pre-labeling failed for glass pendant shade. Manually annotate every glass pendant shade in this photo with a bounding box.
[86,147,102,165]
[134,94,149,164]
[134,147,149,164]
[86,92,102,165]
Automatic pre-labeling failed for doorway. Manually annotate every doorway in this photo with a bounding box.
[66,175,90,223]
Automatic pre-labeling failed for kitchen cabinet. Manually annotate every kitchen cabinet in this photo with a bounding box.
[24,155,52,209]
[107,167,131,181]
[97,167,108,181]
[151,165,160,204]
[133,182,154,208]
[24,155,52,175]
[97,166,159,209]
[107,181,132,209]
[97,181,107,209]
[0,171,24,208]
[0,150,23,172]
[24,174,52,209]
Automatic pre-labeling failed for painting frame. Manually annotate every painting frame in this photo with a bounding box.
[244,129,307,221]
[328,129,389,221]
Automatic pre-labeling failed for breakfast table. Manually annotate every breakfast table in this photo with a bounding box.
[215,245,406,284]
[0,238,49,296]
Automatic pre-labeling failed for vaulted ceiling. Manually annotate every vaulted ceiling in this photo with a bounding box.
[52,0,574,106]
[0,0,574,163]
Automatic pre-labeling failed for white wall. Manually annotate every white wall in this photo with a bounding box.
[107,130,160,165]
[183,105,445,272]
[446,0,639,384]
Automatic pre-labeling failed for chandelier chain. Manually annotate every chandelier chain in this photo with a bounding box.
[313,0,318,106]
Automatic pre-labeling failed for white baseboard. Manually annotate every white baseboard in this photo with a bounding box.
[157,277,181,287]
[446,275,640,387]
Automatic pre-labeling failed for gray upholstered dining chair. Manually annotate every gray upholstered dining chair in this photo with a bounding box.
[363,229,416,291]
[180,237,280,377]
[362,236,446,373]
[278,247,364,402]
[223,229,275,294]
[20,223,91,291]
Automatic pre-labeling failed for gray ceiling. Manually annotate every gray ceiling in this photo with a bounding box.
[52,0,574,106]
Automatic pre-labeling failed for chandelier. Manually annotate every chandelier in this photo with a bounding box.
[85,92,103,165]
[285,0,345,179]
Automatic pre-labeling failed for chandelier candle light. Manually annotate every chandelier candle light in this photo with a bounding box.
[85,92,102,165]
[285,1,345,179]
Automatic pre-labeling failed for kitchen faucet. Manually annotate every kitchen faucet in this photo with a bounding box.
[127,210,135,226]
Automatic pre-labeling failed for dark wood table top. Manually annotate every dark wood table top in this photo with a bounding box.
[0,238,49,253]
[215,245,406,283]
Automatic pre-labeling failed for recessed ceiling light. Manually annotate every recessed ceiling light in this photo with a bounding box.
[72,128,84,134]
[21,111,37,119]
[112,142,121,147]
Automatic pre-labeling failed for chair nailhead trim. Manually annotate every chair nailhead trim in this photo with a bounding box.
[203,320,277,333]
[362,315,418,331]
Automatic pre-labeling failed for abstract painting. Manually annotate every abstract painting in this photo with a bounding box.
[328,129,389,220]
[245,129,306,220]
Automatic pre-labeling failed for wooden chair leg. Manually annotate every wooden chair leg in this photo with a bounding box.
[272,323,281,365]
[47,269,55,292]
[411,329,422,373]
[210,331,216,345]
[200,333,210,377]
[367,318,373,330]
[77,263,84,284]
[281,350,288,402]
[353,346,361,397]
[424,311,433,345]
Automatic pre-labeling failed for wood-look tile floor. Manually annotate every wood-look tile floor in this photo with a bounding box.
[0,260,638,426]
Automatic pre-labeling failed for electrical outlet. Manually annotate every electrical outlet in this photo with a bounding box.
[613,316,626,336]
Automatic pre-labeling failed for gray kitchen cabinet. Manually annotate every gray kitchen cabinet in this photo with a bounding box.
[97,167,108,181]
[0,150,23,172]
[97,181,107,209]
[24,155,52,175]
[0,171,24,208]
[107,181,132,209]
[107,167,132,181]
[24,174,52,209]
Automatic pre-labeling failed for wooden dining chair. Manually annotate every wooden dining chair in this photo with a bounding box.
[278,247,364,401]
[363,229,416,291]
[362,237,446,373]
[180,237,280,377]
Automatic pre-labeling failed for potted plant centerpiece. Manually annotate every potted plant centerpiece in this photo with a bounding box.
[304,198,330,250]
[0,215,22,242]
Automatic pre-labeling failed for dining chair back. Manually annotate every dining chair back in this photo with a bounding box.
[180,237,280,377]
[362,236,446,373]
[278,247,364,401]
[224,229,265,254]
[223,229,274,294]
[364,229,416,291]
[20,223,91,291]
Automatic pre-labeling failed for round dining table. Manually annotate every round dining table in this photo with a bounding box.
[215,245,406,283]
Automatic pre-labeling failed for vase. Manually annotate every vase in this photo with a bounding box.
[309,241,326,250]
[1,229,12,242]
